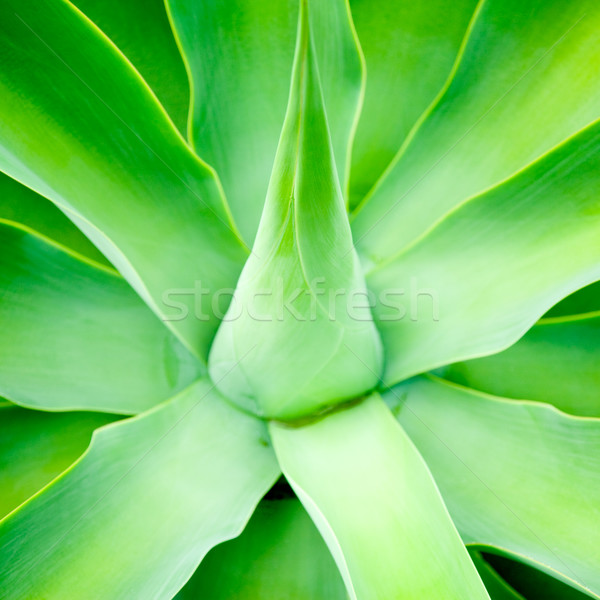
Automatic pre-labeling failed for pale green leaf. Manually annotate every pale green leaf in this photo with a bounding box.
[176,498,347,600]
[167,0,362,242]
[348,0,480,206]
[0,381,279,600]
[0,0,247,358]
[367,121,600,385]
[438,312,600,417]
[270,395,490,600]
[72,0,190,133]
[0,222,202,414]
[387,375,600,598]
[0,405,118,519]
[352,0,600,262]
[209,1,382,420]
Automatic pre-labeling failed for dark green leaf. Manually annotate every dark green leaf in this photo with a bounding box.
[73,0,190,133]
[177,499,347,600]
[0,406,118,518]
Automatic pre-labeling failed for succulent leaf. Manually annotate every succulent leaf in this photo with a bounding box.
[389,375,600,598]
[0,0,247,359]
[438,312,600,417]
[270,393,491,599]
[0,381,279,600]
[209,1,382,420]
[0,222,202,414]
[368,120,600,385]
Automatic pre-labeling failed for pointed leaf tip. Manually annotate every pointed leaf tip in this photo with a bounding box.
[208,2,382,420]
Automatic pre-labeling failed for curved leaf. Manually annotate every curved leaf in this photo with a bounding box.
[0,381,279,600]
[469,551,525,600]
[0,222,202,414]
[544,280,600,318]
[352,0,600,263]
[167,0,362,242]
[387,376,600,598]
[482,552,595,600]
[347,0,480,206]
[72,0,190,133]
[0,172,109,265]
[438,312,600,417]
[176,498,347,600]
[0,0,247,358]
[367,121,600,385]
[270,395,490,600]
[0,405,118,519]
[209,1,382,420]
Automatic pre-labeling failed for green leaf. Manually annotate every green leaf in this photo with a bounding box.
[544,280,600,318]
[0,222,202,414]
[0,172,109,266]
[482,552,596,600]
[166,0,295,244]
[438,312,600,417]
[0,405,118,519]
[347,0,480,206]
[270,394,490,600]
[387,375,600,598]
[352,0,600,263]
[0,380,279,600]
[209,1,382,420]
[0,0,247,358]
[469,551,525,600]
[167,0,362,242]
[367,121,600,385]
[72,0,190,133]
[176,498,347,600]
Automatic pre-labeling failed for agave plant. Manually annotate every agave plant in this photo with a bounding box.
[1,0,599,598]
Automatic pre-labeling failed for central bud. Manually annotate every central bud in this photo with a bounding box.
[208,1,383,420]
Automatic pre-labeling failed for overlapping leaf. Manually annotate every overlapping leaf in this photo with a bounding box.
[0,405,117,518]
[387,376,600,598]
[469,551,525,600]
[347,0,479,206]
[0,0,247,358]
[545,280,600,318]
[271,394,490,600]
[0,222,202,414]
[167,0,362,242]
[209,1,382,419]
[0,381,279,600]
[482,553,594,600]
[0,172,108,265]
[352,0,600,262]
[367,120,600,384]
[439,312,600,417]
[177,498,347,599]
[72,0,190,132]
